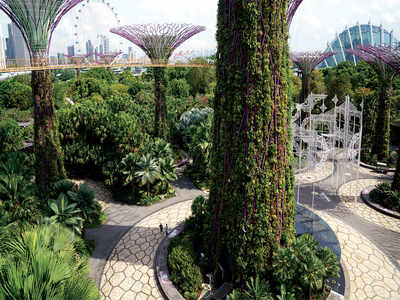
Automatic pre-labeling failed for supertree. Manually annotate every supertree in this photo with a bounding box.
[204,0,295,284]
[346,46,398,161]
[0,0,84,195]
[291,51,336,102]
[287,0,304,28]
[110,24,206,138]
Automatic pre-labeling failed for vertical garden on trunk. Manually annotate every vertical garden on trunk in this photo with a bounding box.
[0,0,84,195]
[207,0,295,284]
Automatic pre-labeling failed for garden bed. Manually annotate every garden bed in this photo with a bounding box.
[361,186,400,219]
[156,204,346,300]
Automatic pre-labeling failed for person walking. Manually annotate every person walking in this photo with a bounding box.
[165,224,169,236]
[159,224,163,233]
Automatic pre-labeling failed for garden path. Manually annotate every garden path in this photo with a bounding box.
[89,162,400,300]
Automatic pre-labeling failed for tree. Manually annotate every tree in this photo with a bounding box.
[207,0,295,284]
[186,57,215,97]
[311,69,326,94]
[291,51,335,102]
[347,47,398,161]
[135,154,161,196]
[82,67,115,83]
[0,0,84,195]
[110,24,206,138]
[167,78,190,98]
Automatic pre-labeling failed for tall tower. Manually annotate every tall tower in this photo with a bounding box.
[6,23,29,60]
[103,37,110,54]
[0,25,6,68]
[67,45,75,56]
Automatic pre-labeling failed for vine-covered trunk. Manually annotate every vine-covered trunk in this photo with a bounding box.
[301,73,311,103]
[372,81,392,161]
[393,149,400,191]
[207,0,295,284]
[153,67,167,138]
[32,50,66,196]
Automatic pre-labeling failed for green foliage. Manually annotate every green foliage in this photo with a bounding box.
[167,78,190,98]
[52,180,104,229]
[0,80,32,110]
[83,67,115,83]
[370,182,400,212]
[186,57,215,97]
[135,154,161,195]
[68,77,111,102]
[168,234,203,299]
[271,234,339,298]
[52,69,76,82]
[0,108,32,122]
[47,194,83,235]
[0,118,24,153]
[53,81,70,109]
[0,224,100,300]
[0,152,37,226]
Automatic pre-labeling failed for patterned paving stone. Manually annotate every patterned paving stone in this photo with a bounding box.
[316,210,400,300]
[100,201,193,300]
[295,161,334,184]
[338,179,400,233]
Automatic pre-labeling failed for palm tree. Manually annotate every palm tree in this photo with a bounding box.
[135,154,161,196]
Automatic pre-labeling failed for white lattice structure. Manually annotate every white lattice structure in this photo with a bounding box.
[292,93,363,173]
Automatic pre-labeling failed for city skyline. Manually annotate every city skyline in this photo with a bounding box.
[0,0,399,57]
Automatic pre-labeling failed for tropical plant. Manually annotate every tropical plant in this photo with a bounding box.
[47,194,83,235]
[0,224,100,300]
[0,118,25,153]
[242,276,272,300]
[135,154,161,196]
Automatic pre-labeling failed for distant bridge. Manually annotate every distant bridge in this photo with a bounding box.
[0,57,215,73]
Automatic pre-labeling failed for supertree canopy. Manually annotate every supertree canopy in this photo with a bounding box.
[0,0,84,195]
[347,46,398,161]
[110,24,206,138]
[0,0,82,57]
[204,0,295,284]
[287,0,303,28]
[291,51,336,102]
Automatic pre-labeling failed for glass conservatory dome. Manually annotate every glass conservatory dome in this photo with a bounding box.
[320,22,400,67]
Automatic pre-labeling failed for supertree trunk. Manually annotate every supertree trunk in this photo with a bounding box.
[207,0,294,284]
[372,80,392,161]
[153,67,167,138]
[392,149,400,191]
[301,73,311,102]
[32,51,66,196]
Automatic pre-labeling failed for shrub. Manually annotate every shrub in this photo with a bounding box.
[167,78,190,98]
[370,182,400,212]
[0,152,37,226]
[0,224,100,300]
[168,235,203,299]
[0,118,25,153]
[271,234,339,299]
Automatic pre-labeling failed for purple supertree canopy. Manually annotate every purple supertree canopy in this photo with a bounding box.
[110,24,206,63]
[0,0,83,55]
[291,51,336,75]
[287,0,304,29]
[351,45,400,74]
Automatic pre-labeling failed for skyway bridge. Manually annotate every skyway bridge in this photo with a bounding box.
[0,57,215,73]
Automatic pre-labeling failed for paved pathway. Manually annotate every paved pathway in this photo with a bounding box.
[87,161,400,300]
[84,175,204,288]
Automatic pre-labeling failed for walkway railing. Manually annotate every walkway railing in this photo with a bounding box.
[0,57,214,73]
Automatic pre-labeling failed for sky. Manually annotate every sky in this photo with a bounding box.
[0,0,399,57]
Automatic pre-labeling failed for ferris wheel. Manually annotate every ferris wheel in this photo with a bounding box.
[72,0,123,55]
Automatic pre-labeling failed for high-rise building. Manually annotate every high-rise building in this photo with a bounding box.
[103,37,110,54]
[5,22,29,61]
[0,26,6,68]
[128,47,135,62]
[86,40,94,55]
[67,45,75,56]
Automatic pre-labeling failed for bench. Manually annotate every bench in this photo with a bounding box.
[376,162,388,174]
